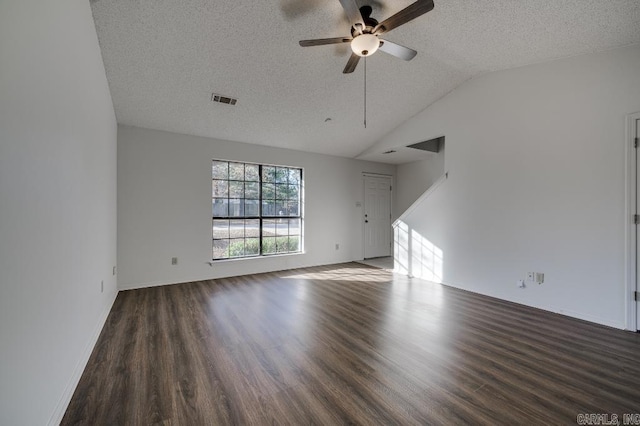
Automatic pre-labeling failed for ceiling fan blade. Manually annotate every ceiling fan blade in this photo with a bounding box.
[373,0,434,35]
[299,37,352,47]
[343,53,360,74]
[338,0,365,29]
[378,39,417,61]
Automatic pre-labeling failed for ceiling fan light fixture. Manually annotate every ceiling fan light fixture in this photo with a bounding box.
[351,34,380,56]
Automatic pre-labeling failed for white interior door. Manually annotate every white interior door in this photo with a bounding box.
[364,174,392,259]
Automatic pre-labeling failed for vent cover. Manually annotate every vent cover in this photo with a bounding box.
[407,136,444,153]
[211,93,237,105]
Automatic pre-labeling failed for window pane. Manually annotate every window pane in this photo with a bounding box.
[245,164,259,181]
[246,219,260,238]
[262,183,275,199]
[229,163,244,181]
[229,219,245,238]
[244,200,259,216]
[245,238,260,255]
[229,181,244,198]
[262,199,276,216]
[228,239,245,257]
[212,180,228,197]
[289,236,300,252]
[262,237,276,254]
[288,169,301,185]
[275,167,288,183]
[262,166,275,183]
[213,239,229,259]
[289,218,301,236]
[229,199,243,217]
[276,221,288,236]
[212,161,228,179]
[245,182,259,199]
[213,199,229,217]
[288,184,299,201]
[213,220,229,239]
[287,201,299,217]
[275,184,288,200]
[275,201,287,216]
[276,237,289,253]
[262,219,276,237]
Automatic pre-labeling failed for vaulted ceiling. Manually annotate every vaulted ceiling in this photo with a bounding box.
[90,0,640,163]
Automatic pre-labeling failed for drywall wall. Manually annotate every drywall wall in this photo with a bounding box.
[0,1,117,424]
[376,45,640,329]
[117,126,395,289]
[396,151,445,216]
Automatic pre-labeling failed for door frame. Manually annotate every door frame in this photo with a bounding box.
[624,112,640,331]
[362,172,393,260]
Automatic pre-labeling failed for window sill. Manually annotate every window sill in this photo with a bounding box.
[209,251,305,264]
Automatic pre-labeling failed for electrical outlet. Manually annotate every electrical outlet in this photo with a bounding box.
[535,272,544,284]
[335,243,340,250]
[101,280,104,293]
[517,279,525,288]
[171,257,178,265]
[527,272,534,281]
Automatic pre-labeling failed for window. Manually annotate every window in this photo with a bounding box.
[212,160,303,260]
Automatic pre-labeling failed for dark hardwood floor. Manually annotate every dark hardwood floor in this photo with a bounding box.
[63,262,640,425]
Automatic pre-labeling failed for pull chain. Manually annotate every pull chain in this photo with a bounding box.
[364,55,367,129]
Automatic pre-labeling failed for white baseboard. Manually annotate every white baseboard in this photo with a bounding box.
[118,258,358,291]
[47,290,118,426]
[436,279,626,330]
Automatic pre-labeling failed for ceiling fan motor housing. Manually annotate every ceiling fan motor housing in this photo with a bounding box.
[351,5,379,36]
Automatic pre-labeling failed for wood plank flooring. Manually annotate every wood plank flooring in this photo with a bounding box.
[62,263,640,425]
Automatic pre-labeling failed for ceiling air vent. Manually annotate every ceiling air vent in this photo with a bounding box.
[407,136,444,153]
[211,93,237,106]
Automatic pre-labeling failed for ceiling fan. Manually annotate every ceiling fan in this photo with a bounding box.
[299,0,434,73]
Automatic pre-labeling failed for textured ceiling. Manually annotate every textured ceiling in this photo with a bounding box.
[90,0,640,163]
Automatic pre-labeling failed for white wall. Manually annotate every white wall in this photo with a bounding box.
[0,1,117,425]
[117,125,395,289]
[396,150,445,216]
[380,45,640,329]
